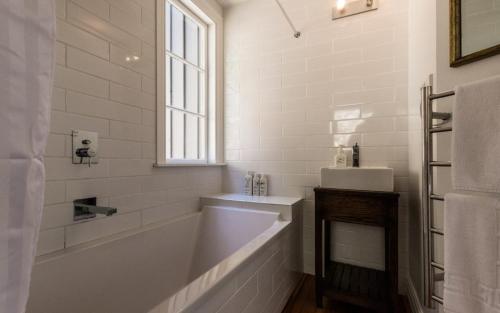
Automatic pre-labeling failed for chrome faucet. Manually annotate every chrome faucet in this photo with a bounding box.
[74,198,117,221]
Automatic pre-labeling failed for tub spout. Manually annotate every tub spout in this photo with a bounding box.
[74,197,117,221]
[80,204,117,216]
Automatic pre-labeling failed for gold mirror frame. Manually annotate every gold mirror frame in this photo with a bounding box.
[450,0,500,67]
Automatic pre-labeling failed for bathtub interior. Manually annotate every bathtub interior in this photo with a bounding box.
[27,205,281,313]
[150,195,302,313]
[27,214,201,313]
[189,206,280,280]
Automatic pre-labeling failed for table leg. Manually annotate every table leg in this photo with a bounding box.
[315,218,323,308]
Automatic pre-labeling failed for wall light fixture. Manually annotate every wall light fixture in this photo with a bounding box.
[333,0,378,20]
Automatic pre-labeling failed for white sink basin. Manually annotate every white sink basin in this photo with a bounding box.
[320,167,394,192]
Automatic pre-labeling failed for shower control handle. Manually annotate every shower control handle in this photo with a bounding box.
[75,147,96,158]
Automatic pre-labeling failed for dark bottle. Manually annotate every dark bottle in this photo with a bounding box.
[352,143,360,168]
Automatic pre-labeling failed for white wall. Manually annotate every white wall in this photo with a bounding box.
[433,3,500,312]
[39,0,223,256]
[222,0,410,288]
[407,0,437,304]
[407,1,500,310]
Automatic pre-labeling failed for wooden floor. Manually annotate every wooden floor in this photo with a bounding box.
[282,275,411,313]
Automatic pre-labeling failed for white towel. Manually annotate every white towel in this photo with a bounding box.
[452,75,500,193]
[444,192,500,313]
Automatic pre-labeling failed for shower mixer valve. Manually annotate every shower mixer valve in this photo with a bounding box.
[72,130,99,167]
[75,144,96,167]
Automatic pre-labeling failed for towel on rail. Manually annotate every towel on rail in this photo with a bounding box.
[444,192,500,313]
[452,75,500,193]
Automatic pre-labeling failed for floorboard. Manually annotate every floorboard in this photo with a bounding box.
[282,275,412,313]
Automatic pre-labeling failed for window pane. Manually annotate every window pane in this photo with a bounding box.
[171,6,184,57]
[165,4,171,52]
[186,114,199,159]
[185,65,199,113]
[185,17,199,65]
[199,118,206,159]
[198,74,206,115]
[165,109,172,158]
[170,58,184,109]
[171,110,185,159]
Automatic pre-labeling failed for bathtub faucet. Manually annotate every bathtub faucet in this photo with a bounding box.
[74,197,117,221]
[79,204,117,216]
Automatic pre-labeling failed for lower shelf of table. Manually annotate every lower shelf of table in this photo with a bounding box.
[320,261,388,312]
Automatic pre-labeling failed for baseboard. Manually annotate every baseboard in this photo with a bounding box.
[406,277,427,313]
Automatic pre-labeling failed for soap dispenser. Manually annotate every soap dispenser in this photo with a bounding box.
[252,173,261,196]
[352,143,360,168]
[335,145,347,168]
[244,171,255,195]
[259,174,268,196]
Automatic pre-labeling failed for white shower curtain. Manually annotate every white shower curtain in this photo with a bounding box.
[0,1,56,313]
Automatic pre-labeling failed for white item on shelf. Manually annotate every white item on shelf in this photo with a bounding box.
[335,145,347,168]
[244,171,254,195]
[259,174,268,196]
[252,173,261,196]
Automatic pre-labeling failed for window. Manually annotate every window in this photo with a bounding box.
[165,1,206,162]
[157,0,219,165]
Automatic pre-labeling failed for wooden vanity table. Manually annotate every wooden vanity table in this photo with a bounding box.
[314,187,399,312]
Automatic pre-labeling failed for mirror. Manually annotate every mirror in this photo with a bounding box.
[450,0,500,67]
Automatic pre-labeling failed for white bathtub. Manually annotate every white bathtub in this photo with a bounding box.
[27,194,302,313]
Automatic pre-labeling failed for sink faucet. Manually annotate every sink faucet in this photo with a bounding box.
[74,198,117,221]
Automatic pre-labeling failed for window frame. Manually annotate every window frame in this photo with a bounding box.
[156,0,212,166]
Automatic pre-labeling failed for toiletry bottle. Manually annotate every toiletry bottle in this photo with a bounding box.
[352,143,360,168]
[253,173,261,196]
[244,171,254,195]
[335,145,347,168]
[259,174,268,196]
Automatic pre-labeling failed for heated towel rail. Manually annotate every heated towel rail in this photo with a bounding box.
[421,85,455,308]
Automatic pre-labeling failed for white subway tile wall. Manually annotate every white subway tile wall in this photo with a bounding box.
[223,0,409,288]
[40,0,222,256]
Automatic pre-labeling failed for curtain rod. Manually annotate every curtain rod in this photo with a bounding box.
[274,0,301,38]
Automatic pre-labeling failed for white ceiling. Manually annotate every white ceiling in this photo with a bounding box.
[216,0,250,7]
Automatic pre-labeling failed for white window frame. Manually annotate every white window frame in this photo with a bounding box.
[156,0,220,166]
